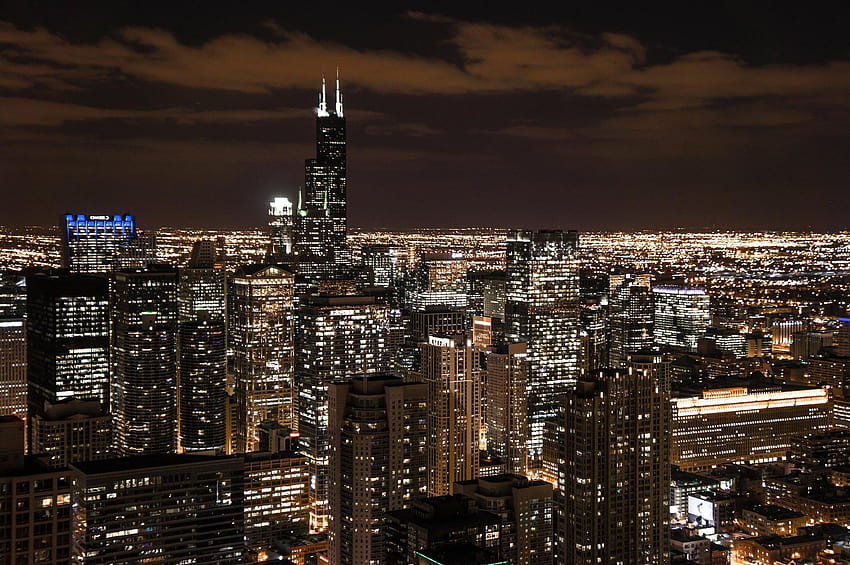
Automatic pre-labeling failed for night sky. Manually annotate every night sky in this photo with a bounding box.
[1,2,848,230]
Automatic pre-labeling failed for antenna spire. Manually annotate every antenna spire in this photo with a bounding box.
[317,73,329,117]
[335,67,344,117]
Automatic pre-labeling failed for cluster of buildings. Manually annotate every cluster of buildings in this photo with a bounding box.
[2,77,850,565]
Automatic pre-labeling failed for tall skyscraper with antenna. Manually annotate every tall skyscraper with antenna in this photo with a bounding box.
[295,72,350,281]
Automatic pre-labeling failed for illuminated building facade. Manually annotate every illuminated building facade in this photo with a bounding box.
[178,318,227,452]
[268,196,295,259]
[328,375,428,565]
[558,367,671,565]
[296,294,390,532]
[295,75,350,280]
[26,273,110,411]
[0,318,26,419]
[454,474,554,565]
[70,454,245,564]
[410,254,469,310]
[505,229,580,461]
[30,399,111,467]
[579,295,607,374]
[362,244,401,288]
[243,450,310,552]
[178,239,226,323]
[671,385,832,471]
[0,416,73,565]
[652,285,710,352]
[485,342,529,475]
[63,214,154,273]
[110,267,178,456]
[421,335,482,496]
[608,273,653,368]
[228,264,296,452]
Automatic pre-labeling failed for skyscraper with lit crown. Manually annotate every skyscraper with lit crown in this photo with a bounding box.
[295,73,350,280]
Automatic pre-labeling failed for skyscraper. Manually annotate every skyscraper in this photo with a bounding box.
[485,342,529,475]
[420,335,483,496]
[26,273,110,410]
[295,74,349,280]
[179,317,227,452]
[229,264,296,452]
[558,366,671,565]
[178,239,226,324]
[653,285,711,352]
[110,266,178,456]
[296,294,390,532]
[0,318,26,419]
[63,214,155,273]
[608,273,654,368]
[268,196,295,260]
[505,229,580,461]
[327,375,428,565]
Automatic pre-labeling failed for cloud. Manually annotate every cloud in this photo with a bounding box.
[0,97,305,126]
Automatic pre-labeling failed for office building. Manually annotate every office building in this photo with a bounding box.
[269,196,295,259]
[409,254,469,310]
[454,474,554,565]
[179,317,227,452]
[229,264,296,452]
[0,318,26,419]
[671,385,832,471]
[70,454,244,564]
[362,244,401,288]
[63,214,155,273]
[0,271,26,318]
[558,367,671,565]
[421,335,483,496]
[505,229,580,461]
[385,495,503,565]
[30,399,111,467]
[485,342,529,474]
[297,294,390,532]
[653,285,710,352]
[328,375,428,565]
[243,450,311,553]
[295,74,350,280]
[26,273,110,412]
[0,416,73,565]
[579,294,607,374]
[608,273,654,368]
[178,239,226,323]
[110,266,178,456]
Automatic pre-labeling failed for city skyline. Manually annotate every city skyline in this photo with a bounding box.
[1,4,848,231]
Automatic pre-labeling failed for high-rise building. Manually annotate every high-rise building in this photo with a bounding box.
[70,454,245,564]
[653,285,711,352]
[454,474,554,565]
[296,294,390,532]
[178,239,226,323]
[385,495,503,565]
[408,254,469,310]
[579,294,608,374]
[110,266,178,456]
[0,271,26,318]
[558,366,671,565]
[485,342,528,475]
[30,399,112,467]
[269,196,295,259]
[420,335,483,496]
[0,415,73,565]
[672,384,832,471]
[243,450,311,553]
[229,264,296,452]
[608,273,654,367]
[505,229,580,461]
[179,317,227,452]
[0,318,26,419]
[362,244,401,288]
[295,74,350,280]
[26,273,110,412]
[328,375,428,565]
[63,214,155,273]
